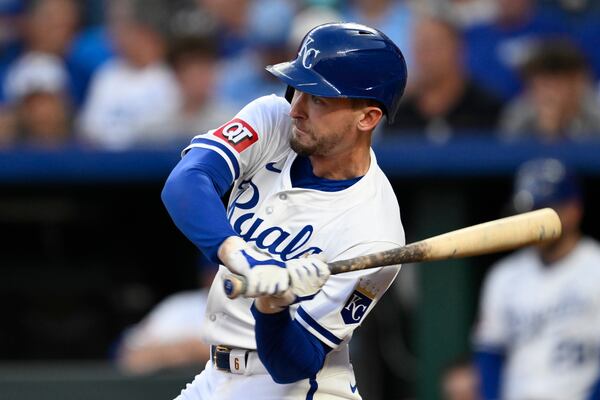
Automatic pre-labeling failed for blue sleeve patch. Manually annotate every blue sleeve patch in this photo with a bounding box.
[341,289,373,325]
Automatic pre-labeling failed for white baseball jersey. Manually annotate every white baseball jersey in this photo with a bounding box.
[475,238,600,400]
[178,94,404,399]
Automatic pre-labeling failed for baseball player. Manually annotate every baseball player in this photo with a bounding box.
[474,158,600,400]
[161,23,407,399]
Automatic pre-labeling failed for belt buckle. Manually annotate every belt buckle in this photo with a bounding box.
[213,345,231,371]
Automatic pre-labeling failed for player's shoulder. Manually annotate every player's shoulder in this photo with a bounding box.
[573,237,600,274]
[240,94,290,120]
[577,237,600,257]
[235,94,292,139]
[486,247,538,285]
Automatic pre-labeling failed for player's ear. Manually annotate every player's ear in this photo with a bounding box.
[357,107,383,132]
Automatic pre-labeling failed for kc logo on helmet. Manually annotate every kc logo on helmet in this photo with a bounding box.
[299,37,320,69]
[213,118,259,152]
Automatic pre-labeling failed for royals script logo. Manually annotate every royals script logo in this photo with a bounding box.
[227,180,323,261]
[299,37,320,69]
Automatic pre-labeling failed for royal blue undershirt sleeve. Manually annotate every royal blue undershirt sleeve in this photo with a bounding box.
[251,303,331,384]
[161,147,238,263]
[475,349,505,400]
[588,361,600,400]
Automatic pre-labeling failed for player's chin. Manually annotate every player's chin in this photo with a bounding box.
[290,135,316,157]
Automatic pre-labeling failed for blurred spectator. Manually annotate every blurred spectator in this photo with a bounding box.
[167,0,218,40]
[66,23,115,107]
[214,0,293,108]
[168,36,236,137]
[382,15,503,142]
[0,105,17,147]
[0,0,25,104]
[4,52,72,147]
[341,0,414,71]
[22,0,80,56]
[574,12,600,81]
[464,0,570,100]
[1,0,80,106]
[474,158,600,400]
[499,41,600,142]
[441,357,480,400]
[116,261,216,375]
[432,0,497,28]
[287,6,341,56]
[197,0,253,58]
[78,0,181,150]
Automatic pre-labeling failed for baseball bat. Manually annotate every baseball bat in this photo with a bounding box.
[222,207,561,299]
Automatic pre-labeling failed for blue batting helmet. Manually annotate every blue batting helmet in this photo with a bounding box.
[512,158,581,213]
[266,22,408,123]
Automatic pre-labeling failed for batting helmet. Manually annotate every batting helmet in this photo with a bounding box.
[266,22,408,123]
[512,158,581,213]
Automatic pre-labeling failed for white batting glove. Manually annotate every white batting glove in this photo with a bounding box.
[219,237,289,297]
[287,255,330,302]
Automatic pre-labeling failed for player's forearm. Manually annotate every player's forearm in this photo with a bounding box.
[162,149,238,263]
[251,303,330,384]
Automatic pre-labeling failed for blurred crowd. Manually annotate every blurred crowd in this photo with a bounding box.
[0,0,599,150]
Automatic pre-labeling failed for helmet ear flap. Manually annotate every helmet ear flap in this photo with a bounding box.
[285,86,295,103]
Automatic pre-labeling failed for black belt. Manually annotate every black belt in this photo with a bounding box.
[211,345,251,373]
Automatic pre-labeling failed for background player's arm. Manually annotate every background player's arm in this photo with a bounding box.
[473,268,510,400]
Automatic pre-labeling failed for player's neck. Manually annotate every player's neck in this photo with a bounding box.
[539,232,581,266]
[309,145,371,180]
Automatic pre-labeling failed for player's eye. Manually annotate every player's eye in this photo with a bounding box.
[311,95,324,105]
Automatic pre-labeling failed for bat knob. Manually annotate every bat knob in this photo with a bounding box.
[222,273,247,299]
[223,278,234,296]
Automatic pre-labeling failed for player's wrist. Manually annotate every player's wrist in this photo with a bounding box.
[253,297,291,314]
[217,235,248,266]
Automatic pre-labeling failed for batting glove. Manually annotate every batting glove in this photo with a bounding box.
[220,237,290,297]
[287,255,330,302]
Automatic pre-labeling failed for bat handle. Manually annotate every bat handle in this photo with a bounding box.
[223,273,248,299]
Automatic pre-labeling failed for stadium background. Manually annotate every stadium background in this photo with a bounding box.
[1,0,599,399]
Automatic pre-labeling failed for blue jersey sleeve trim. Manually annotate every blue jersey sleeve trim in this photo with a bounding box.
[473,343,506,355]
[475,349,505,400]
[588,370,600,400]
[297,307,342,346]
[190,137,240,179]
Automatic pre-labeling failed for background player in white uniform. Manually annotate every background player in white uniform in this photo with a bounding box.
[474,158,600,400]
[161,23,408,399]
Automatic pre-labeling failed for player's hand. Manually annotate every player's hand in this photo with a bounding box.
[287,255,330,302]
[254,256,330,312]
[219,237,289,297]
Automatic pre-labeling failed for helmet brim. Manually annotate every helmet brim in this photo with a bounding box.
[266,61,344,98]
